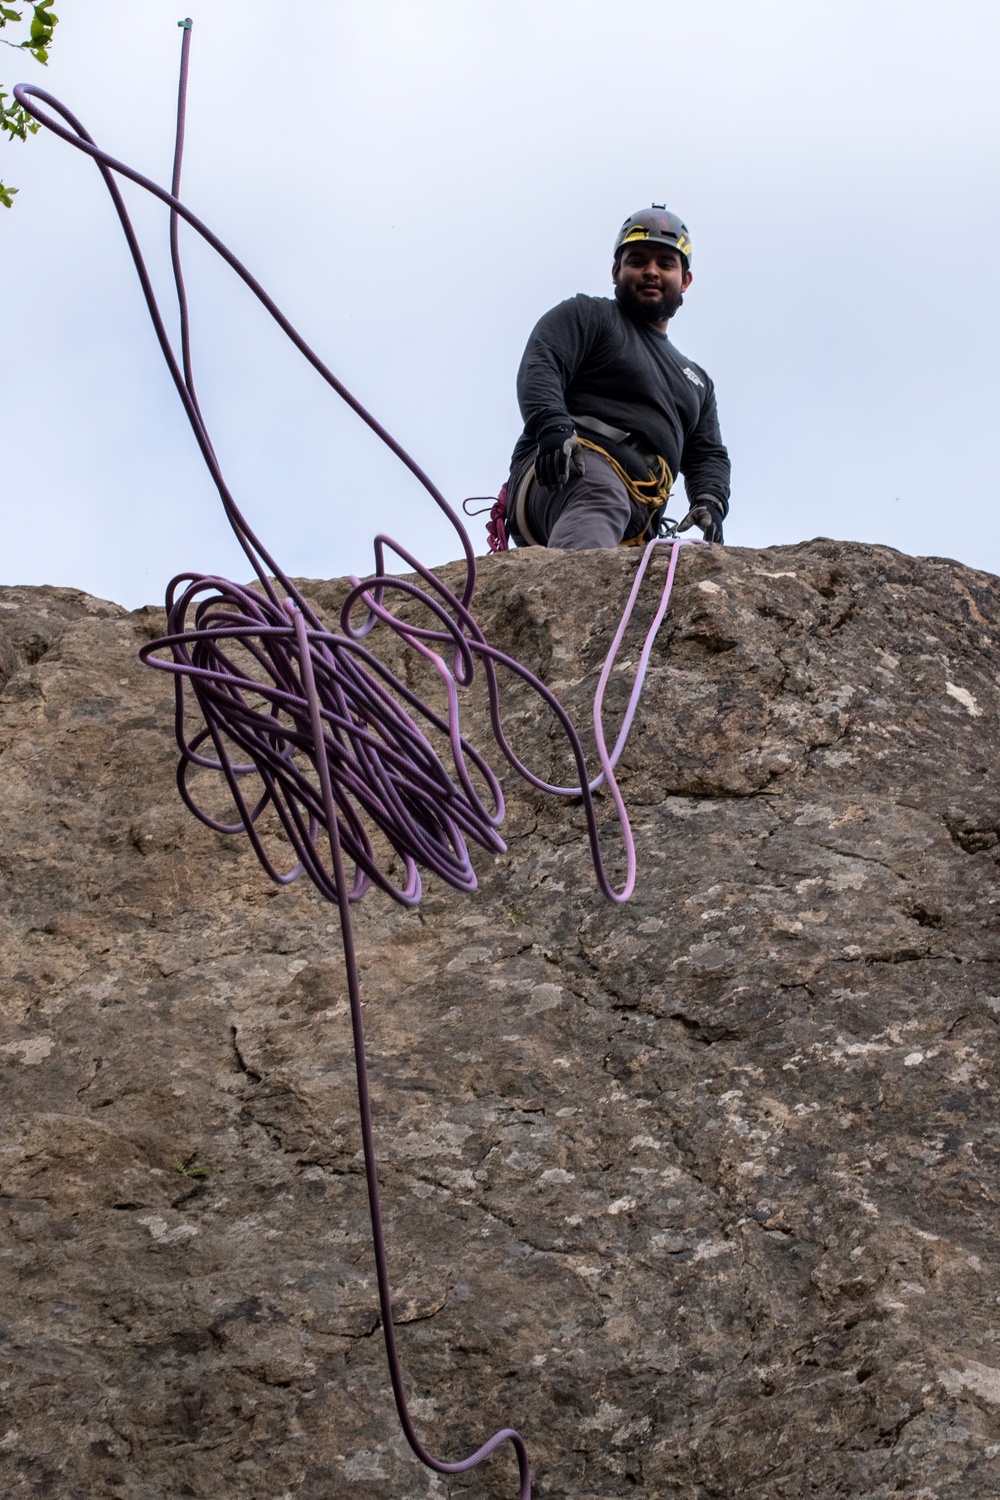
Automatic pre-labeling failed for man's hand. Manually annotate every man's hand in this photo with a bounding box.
[678,497,725,543]
[535,429,587,491]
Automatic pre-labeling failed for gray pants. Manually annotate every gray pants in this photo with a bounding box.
[514,450,649,550]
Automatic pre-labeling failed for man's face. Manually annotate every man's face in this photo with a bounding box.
[612,242,693,326]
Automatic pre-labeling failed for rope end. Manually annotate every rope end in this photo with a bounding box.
[178,17,193,29]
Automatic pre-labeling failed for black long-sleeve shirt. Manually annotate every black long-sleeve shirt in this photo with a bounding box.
[510,293,731,512]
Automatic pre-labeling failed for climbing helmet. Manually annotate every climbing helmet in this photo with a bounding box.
[614,205,692,268]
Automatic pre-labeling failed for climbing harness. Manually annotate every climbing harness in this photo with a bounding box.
[576,435,674,547]
[15,24,698,1498]
[475,435,675,553]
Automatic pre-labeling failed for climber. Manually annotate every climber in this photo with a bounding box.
[505,205,731,551]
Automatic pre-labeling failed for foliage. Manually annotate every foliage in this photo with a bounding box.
[1,1,59,206]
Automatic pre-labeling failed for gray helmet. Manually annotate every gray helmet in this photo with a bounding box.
[614,204,692,268]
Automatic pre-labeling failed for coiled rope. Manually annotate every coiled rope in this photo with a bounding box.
[15,22,695,1496]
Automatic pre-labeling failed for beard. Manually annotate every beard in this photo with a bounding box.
[615,280,683,325]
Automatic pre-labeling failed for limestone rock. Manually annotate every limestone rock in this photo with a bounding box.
[2,541,1000,1498]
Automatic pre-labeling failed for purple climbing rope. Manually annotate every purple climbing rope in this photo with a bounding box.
[15,23,695,1497]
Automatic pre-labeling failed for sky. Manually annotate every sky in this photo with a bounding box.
[4,0,1000,609]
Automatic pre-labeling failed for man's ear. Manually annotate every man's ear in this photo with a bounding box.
[611,258,621,285]
[682,268,693,291]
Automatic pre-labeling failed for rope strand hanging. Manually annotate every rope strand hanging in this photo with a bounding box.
[15,22,696,1496]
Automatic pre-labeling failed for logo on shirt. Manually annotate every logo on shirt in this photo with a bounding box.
[682,366,705,388]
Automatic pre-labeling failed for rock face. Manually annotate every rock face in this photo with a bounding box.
[2,539,1000,1499]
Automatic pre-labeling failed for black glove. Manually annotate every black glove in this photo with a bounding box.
[534,428,587,491]
[678,496,725,543]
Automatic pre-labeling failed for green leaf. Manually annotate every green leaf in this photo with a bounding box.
[2,107,30,141]
[0,0,58,205]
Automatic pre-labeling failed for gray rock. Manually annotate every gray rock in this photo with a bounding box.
[2,540,1000,1497]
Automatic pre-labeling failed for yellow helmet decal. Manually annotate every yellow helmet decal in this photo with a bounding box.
[620,225,691,255]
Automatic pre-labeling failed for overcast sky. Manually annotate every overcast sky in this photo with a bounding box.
[5,0,999,608]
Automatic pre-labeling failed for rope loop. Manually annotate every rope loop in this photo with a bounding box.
[142,571,508,909]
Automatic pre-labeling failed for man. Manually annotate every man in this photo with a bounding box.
[506,205,730,551]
